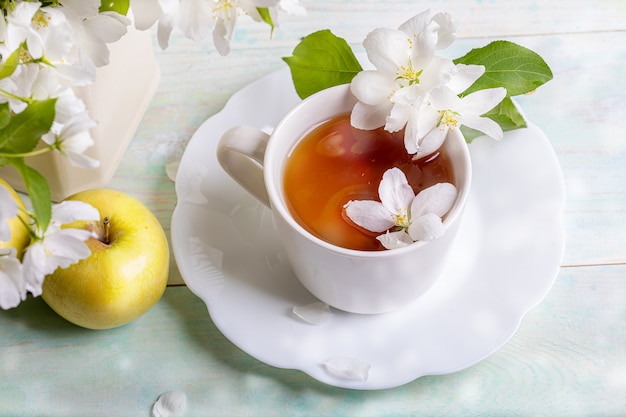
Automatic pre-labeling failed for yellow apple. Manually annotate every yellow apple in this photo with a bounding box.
[0,177,31,258]
[42,188,169,330]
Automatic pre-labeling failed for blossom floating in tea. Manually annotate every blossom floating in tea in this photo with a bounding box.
[344,168,457,250]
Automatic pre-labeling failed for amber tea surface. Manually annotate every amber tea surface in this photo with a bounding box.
[283,113,455,251]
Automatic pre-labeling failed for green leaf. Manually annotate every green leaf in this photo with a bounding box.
[454,40,553,97]
[0,98,57,154]
[0,45,22,80]
[99,0,130,15]
[460,97,527,142]
[283,30,363,99]
[486,97,527,130]
[257,8,275,34]
[11,159,51,232]
[0,103,11,130]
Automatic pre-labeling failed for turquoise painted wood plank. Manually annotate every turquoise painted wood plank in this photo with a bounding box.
[512,31,626,266]
[1,265,624,416]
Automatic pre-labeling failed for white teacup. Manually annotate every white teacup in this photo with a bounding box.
[217,84,471,314]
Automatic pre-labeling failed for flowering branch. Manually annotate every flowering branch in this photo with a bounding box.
[0,0,307,309]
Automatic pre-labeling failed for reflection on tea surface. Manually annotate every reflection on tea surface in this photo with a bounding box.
[284,113,455,251]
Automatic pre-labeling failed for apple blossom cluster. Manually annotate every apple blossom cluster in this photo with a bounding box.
[349,9,506,159]
[0,0,130,169]
[131,0,306,55]
[344,10,506,249]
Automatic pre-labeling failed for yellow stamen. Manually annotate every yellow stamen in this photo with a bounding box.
[33,10,51,30]
[395,59,422,87]
[392,209,410,228]
[439,109,459,129]
[213,0,243,19]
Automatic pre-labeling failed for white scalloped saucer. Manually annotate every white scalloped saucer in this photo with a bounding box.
[170,67,566,390]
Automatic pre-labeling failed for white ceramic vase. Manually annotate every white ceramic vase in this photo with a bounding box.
[0,23,160,202]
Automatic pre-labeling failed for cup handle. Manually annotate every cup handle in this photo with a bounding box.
[217,125,271,207]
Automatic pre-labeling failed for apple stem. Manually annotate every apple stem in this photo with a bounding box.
[103,217,110,245]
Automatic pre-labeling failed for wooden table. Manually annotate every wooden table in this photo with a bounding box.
[2,1,625,415]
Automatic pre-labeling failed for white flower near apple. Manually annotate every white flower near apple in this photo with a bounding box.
[42,188,170,330]
[0,179,31,310]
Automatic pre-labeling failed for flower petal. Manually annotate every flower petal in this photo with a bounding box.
[414,126,447,159]
[277,0,307,15]
[52,201,100,224]
[292,301,332,325]
[344,200,394,233]
[0,250,25,310]
[212,6,238,56]
[397,9,432,38]
[430,11,456,49]
[417,55,456,92]
[350,70,395,106]
[363,27,412,74]
[0,186,19,242]
[446,64,485,94]
[403,104,440,155]
[408,212,445,241]
[410,182,458,218]
[460,114,505,141]
[179,0,214,42]
[457,87,507,115]
[130,0,163,30]
[324,357,371,381]
[152,390,187,417]
[428,86,461,111]
[378,168,415,215]
[385,102,412,133]
[376,230,413,249]
[350,101,389,130]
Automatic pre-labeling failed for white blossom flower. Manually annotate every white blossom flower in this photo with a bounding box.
[129,0,163,30]
[344,168,457,250]
[3,1,44,59]
[60,0,130,71]
[50,88,90,124]
[414,85,507,158]
[33,6,74,60]
[212,0,240,56]
[350,9,457,151]
[402,63,488,156]
[42,113,100,169]
[22,201,99,297]
[212,0,280,56]
[0,248,25,310]
[0,185,19,242]
[141,0,303,54]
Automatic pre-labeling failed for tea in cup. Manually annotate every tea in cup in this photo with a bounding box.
[217,84,471,314]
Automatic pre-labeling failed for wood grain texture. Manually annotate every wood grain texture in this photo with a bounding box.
[1,267,624,416]
[1,1,625,415]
